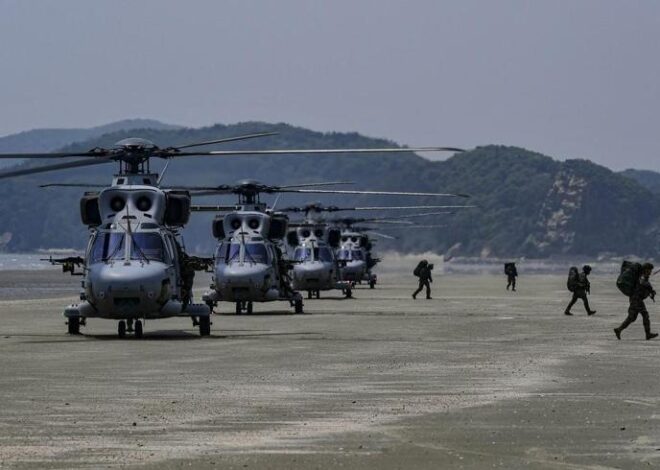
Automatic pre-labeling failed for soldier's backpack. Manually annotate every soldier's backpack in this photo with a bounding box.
[504,263,514,275]
[567,266,579,292]
[617,261,642,297]
[413,262,424,277]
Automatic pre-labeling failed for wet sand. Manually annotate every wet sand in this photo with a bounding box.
[0,265,658,469]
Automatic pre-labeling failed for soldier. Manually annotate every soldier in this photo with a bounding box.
[505,262,518,291]
[564,265,596,316]
[175,243,196,308]
[412,260,433,300]
[614,263,658,340]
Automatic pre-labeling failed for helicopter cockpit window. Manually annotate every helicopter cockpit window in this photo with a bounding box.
[294,247,311,261]
[130,233,167,262]
[244,243,269,264]
[216,243,241,264]
[227,244,241,262]
[317,247,334,262]
[351,250,364,260]
[215,243,226,262]
[90,232,125,263]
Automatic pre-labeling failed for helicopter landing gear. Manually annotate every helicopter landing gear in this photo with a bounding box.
[134,320,143,339]
[294,298,304,314]
[199,316,211,336]
[307,290,313,299]
[235,301,253,314]
[118,320,127,338]
[315,290,321,299]
[67,317,80,335]
[127,318,134,333]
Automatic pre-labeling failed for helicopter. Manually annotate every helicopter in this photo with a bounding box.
[281,203,472,295]
[0,133,464,334]
[330,211,470,288]
[183,180,468,309]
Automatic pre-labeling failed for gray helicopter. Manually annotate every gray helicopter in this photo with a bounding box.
[282,203,472,295]
[0,134,464,333]
[332,210,469,287]
[183,180,462,309]
[0,133,290,336]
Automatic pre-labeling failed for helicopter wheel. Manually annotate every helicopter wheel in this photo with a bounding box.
[294,299,304,314]
[315,290,321,299]
[134,320,143,339]
[307,291,312,299]
[235,302,242,315]
[199,316,211,336]
[118,320,127,338]
[247,302,253,314]
[67,317,80,335]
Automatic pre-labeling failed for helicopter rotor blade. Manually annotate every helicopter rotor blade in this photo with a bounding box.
[0,151,109,159]
[364,231,398,240]
[39,183,107,188]
[375,224,449,229]
[174,146,463,158]
[277,181,354,189]
[0,157,115,180]
[172,132,279,150]
[164,181,354,193]
[283,189,470,198]
[351,205,475,210]
[190,205,241,212]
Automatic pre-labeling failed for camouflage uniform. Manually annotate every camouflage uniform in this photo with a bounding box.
[506,264,518,291]
[565,269,595,315]
[615,272,657,340]
[413,264,433,300]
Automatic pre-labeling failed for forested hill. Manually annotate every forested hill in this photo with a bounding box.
[620,169,660,195]
[0,121,659,259]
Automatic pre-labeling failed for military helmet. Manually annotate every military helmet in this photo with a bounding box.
[583,265,592,274]
[642,262,654,272]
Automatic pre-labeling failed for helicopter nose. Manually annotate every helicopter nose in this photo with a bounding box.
[216,264,271,287]
[89,263,169,312]
[293,263,333,283]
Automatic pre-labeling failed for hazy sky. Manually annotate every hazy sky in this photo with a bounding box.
[1,0,659,170]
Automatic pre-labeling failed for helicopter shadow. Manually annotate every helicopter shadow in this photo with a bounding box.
[215,310,297,317]
[85,329,323,341]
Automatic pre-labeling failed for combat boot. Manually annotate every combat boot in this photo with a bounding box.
[587,310,597,316]
[646,332,658,340]
[613,328,621,340]
[564,310,573,316]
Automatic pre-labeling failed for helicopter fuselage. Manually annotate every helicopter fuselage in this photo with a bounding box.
[65,184,209,323]
[336,231,370,283]
[203,209,303,312]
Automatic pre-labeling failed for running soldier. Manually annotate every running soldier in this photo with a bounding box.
[412,260,433,300]
[614,263,658,340]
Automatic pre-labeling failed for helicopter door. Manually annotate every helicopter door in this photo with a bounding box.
[163,235,178,267]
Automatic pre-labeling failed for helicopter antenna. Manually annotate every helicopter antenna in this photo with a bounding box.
[272,193,282,211]
[157,160,172,186]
